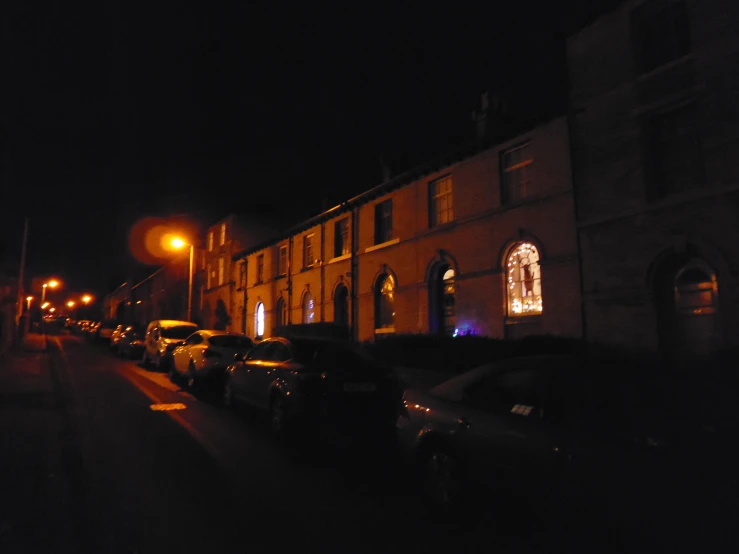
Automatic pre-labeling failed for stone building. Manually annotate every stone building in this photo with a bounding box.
[568,0,739,363]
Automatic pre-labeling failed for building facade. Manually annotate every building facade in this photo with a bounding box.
[568,0,739,362]
[234,117,582,343]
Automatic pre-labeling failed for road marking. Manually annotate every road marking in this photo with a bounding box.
[150,403,187,411]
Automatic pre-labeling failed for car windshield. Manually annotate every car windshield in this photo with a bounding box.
[161,326,198,339]
[209,336,254,350]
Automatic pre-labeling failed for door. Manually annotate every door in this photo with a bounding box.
[233,341,275,406]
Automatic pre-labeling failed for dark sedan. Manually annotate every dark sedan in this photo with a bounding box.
[223,337,401,440]
[114,324,146,358]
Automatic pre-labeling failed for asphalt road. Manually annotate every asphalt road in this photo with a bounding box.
[29,333,712,554]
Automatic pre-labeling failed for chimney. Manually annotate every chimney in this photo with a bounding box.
[380,156,391,182]
[472,91,489,140]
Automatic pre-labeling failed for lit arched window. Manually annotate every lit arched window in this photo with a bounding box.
[375,274,396,330]
[255,302,265,338]
[507,242,542,316]
[302,291,315,324]
[442,268,456,335]
[674,263,717,315]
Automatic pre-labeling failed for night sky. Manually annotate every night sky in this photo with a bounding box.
[1,1,619,296]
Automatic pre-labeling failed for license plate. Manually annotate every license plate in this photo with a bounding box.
[343,382,376,393]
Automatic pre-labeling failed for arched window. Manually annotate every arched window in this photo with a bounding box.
[375,274,396,330]
[334,284,349,327]
[255,302,265,338]
[302,291,315,324]
[429,265,456,335]
[674,264,717,316]
[276,297,287,328]
[507,242,542,316]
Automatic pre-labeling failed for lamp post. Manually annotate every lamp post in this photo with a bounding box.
[171,238,194,322]
[41,280,59,305]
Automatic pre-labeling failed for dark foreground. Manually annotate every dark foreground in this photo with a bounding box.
[1,334,736,553]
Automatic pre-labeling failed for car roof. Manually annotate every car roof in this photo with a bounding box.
[153,320,197,327]
[196,330,246,337]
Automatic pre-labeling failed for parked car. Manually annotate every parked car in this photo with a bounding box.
[171,331,254,389]
[115,324,145,359]
[223,336,400,440]
[142,320,199,370]
[396,354,728,531]
[95,319,118,342]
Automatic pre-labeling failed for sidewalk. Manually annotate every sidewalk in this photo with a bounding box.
[0,333,80,553]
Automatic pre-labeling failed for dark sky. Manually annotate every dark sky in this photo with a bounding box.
[1,1,617,296]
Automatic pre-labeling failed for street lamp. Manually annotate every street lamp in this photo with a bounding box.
[82,295,92,305]
[171,237,194,322]
[26,296,33,311]
[41,280,60,305]
[41,302,50,309]
[67,301,75,308]
[49,307,56,313]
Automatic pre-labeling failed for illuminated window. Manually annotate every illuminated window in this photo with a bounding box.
[507,243,542,316]
[256,254,264,283]
[218,256,225,286]
[429,176,453,227]
[442,268,456,335]
[255,302,265,338]
[208,232,214,252]
[303,234,315,267]
[277,245,287,276]
[501,143,532,204]
[302,291,315,324]
[220,223,226,246]
[375,274,396,330]
[674,264,717,315]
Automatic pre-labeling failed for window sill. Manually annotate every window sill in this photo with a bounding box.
[301,264,317,272]
[328,253,351,264]
[635,54,693,83]
[374,327,396,335]
[274,274,286,281]
[365,238,399,253]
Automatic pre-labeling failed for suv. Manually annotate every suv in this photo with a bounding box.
[142,320,198,370]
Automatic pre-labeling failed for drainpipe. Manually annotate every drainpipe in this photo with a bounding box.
[320,220,326,323]
[350,206,359,341]
[287,236,293,325]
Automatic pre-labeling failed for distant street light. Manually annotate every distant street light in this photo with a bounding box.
[67,301,75,308]
[41,302,50,309]
[49,307,56,313]
[41,279,60,305]
[171,237,194,322]
[26,296,33,310]
[82,295,92,305]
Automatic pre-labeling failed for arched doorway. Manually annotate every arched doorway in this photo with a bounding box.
[255,302,265,338]
[429,264,455,335]
[334,284,349,327]
[275,297,287,329]
[655,256,720,363]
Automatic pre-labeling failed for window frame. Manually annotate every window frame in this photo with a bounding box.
[303,233,315,268]
[374,199,393,245]
[429,175,454,227]
[501,142,533,205]
[334,218,350,257]
[256,254,265,284]
[277,244,287,276]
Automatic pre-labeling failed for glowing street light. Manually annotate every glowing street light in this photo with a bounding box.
[170,237,194,322]
[82,295,92,305]
[41,302,50,309]
[26,296,33,310]
[49,307,56,313]
[41,279,60,304]
[67,301,75,308]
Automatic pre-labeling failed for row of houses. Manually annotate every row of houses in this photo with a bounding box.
[105,0,739,366]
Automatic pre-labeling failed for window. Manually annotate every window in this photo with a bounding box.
[674,264,717,316]
[646,103,703,200]
[206,263,212,289]
[218,256,225,286]
[277,245,287,276]
[302,291,315,324]
[247,341,274,362]
[374,273,395,330]
[220,223,226,245]
[185,333,204,346]
[507,243,543,316]
[501,143,532,204]
[632,0,691,75]
[374,200,393,244]
[209,335,254,350]
[303,234,315,267]
[256,254,264,283]
[429,176,454,227]
[276,296,287,328]
[255,302,265,338]
[239,261,246,288]
[334,218,350,257]
[208,232,214,252]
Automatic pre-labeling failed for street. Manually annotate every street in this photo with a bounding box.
[3,334,575,554]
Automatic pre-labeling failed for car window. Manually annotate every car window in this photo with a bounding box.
[161,326,198,339]
[184,333,203,346]
[270,343,290,362]
[208,335,254,350]
[247,342,274,361]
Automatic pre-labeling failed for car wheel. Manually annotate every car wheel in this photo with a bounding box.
[423,448,464,516]
[223,375,235,408]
